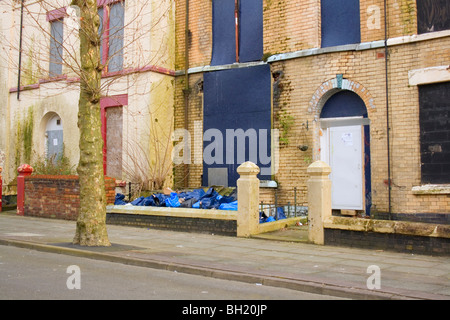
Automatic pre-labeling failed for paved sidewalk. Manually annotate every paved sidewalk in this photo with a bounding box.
[0,213,449,300]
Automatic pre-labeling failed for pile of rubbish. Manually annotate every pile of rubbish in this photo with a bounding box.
[259,207,286,223]
[114,186,289,222]
[114,187,238,211]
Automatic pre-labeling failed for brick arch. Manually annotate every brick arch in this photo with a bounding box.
[308,76,376,120]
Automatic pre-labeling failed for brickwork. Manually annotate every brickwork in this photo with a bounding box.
[24,175,116,220]
[270,35,450,214]
[269,48,388,209]
[263,0,320,54]
[325,228,450,256]
[175,0,212,70]
[173,73,204,189]
[174,1,450,216]
[107,213,237,236]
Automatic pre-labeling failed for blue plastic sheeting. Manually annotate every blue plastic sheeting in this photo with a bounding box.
[239,0,263,63]
[211,0,236,66]
[130,196,158,207]
[259,207,287,223]
[114,188,238,211]
[219,201,237,211]
[115,193,128,205]
[165,193,181,208]
[276,207,287,220]
[192,188,237,210]
[321,0,361,48]
[203,64,272,187]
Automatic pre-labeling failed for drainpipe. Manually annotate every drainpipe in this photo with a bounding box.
[17,0,24,100]
[384,0,392,218]
[183,0,190,187]
[235,0,239,62]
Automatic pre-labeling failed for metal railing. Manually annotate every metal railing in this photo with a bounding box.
[260,187,308,221]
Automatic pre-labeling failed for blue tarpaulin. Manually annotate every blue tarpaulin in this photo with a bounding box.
[114,188,238,211]
[259,207,287,223]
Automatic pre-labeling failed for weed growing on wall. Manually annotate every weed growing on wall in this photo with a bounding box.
[32,151,76,176]
[14,108,34,169]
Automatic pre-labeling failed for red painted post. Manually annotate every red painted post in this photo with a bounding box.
[0,167,3,212]
[17,164,33,216]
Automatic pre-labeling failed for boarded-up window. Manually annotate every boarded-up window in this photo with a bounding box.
[239,0,263,63]
[108,1,125,72]
[203,64,272,187]
[321,0,361,48]
[419,82,450,184]
[417,0,450,34]
[98,1,125,72]
[211,0,263,66]
[49,20,64,77]
[105,107,123,179]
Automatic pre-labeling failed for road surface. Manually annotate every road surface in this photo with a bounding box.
[0,245,345,300]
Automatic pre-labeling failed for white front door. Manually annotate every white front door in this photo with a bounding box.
[321,123,364,210]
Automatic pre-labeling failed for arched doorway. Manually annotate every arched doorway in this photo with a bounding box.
[319,90,372,215]
[45,114,63,162]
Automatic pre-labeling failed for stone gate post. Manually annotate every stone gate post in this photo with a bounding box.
[237,162,260,237]
[307,161,332,245]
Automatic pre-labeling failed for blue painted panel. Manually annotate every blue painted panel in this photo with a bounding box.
[321,0,361,48]
[239,0,263,63]
[320,90,367,118]
[203,64,272,187]
[211,0,236,66]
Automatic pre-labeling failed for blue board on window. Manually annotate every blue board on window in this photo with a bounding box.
[203,64,272,187]
[321,0,361,48]
[211,0,263,66]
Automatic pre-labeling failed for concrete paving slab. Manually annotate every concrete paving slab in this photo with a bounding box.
[0,213,449,300]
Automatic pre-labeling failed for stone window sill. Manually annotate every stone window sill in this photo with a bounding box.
[412,184,450,195]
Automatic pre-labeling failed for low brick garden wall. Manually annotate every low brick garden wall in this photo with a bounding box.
[106,206,238,236]
[324,216,450,256]
[24,175,116,220]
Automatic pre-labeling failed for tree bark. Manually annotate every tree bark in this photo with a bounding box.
[72,0,110,246]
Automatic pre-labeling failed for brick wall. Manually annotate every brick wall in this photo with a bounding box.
[176,0,419,69]
[269,35,450,214]
[175,0,212,70]
[24,175,116,220]
[174,1,450,215]
[107,213,237,236]
[325,229,450,256]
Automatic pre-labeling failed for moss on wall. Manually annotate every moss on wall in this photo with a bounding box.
[400,0,416,35]
[14,107,34,168]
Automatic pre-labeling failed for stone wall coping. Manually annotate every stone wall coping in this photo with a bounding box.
[324,216,450,239]
[25,175,116,181]
[107,205,238,221]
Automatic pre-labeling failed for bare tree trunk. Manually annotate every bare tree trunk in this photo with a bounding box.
[72,0,110,246]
